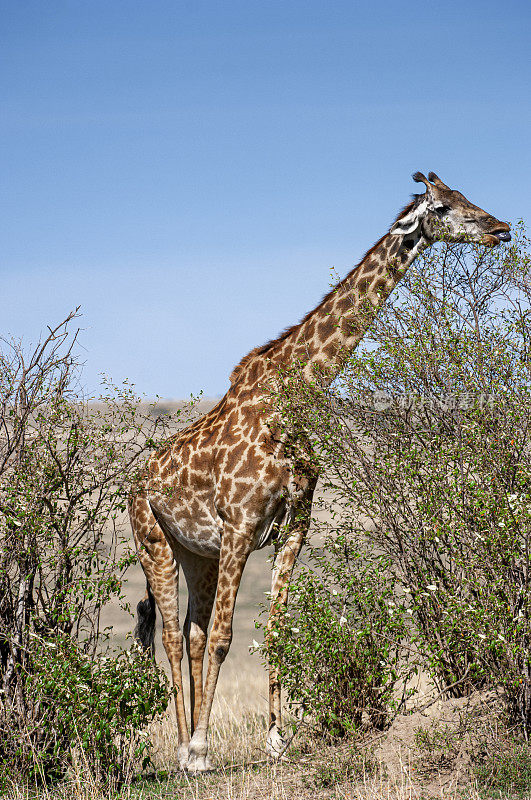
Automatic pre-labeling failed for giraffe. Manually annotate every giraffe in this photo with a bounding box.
[129,171,511,771]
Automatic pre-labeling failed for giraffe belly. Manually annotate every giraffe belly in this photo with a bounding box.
[149,491,288,558]
[148,495,222,558]
[170,522,222,558]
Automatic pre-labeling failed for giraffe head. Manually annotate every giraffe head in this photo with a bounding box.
[391,171,511,247]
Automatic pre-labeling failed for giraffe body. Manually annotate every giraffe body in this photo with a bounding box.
[129,172,510,771]
[144,403,294,560]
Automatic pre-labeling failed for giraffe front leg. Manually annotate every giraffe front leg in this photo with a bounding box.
[266,501,312,759]
[186,527,251,772]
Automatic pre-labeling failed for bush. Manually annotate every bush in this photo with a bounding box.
[266,225,531,731]
[19,636,169,787]
[263,529,409,736]
[0,312,188,787]
[308,742,378,788]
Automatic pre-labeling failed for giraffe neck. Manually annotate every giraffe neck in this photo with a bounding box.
[273,226,428,382]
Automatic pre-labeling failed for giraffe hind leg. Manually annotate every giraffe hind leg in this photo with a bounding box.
[130,493,190,769]
[180,550,219,736]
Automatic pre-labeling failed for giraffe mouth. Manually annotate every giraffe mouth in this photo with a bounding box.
[493,231,511,242]
[484,230,512,246]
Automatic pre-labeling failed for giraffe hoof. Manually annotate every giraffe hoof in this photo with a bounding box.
[266,725,288,760]
[177,744,189,771]
[186,753,214,773]
[186,734,213,772]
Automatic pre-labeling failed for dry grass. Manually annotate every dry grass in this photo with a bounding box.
[129,686,531,800]
[4,693,528,800]
[148,686,270,773]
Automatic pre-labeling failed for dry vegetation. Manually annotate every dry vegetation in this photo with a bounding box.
[7,686,529,800]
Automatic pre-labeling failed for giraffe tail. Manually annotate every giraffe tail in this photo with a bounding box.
[134,583,156,655]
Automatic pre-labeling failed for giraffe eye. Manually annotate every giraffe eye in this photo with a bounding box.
[434,205,450,217]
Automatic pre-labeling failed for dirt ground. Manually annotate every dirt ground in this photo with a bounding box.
[126,689,510,800]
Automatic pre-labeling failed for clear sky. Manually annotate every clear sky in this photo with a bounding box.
[2,0,530,399]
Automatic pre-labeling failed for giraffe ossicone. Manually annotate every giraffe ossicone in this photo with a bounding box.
[129,172,510,771]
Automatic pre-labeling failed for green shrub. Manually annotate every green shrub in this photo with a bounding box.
[14,635,169,788]
[309,743,378,788]
[0,312,193,788]
[413,719,467,776]
[474,738,531,796]
[262,532,409,737]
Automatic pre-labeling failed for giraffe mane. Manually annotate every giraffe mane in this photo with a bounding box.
[229,196,422,385]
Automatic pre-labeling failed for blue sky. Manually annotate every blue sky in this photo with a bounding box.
[2,0,530,399]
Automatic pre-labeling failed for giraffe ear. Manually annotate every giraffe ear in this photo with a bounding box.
[390,199,428,236]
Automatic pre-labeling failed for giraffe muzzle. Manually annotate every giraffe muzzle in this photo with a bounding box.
[484,228,512,246]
